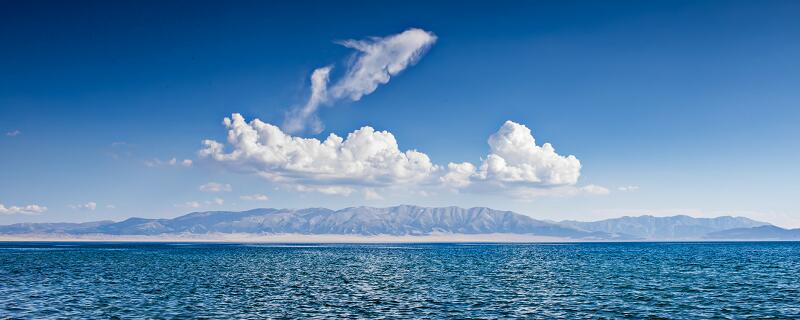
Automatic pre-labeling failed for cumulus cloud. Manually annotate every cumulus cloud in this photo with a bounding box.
[5,130,21,137]
[240,194,269,201]
[70,202,97,210]
[283,28,437,134]
[618,185,640,192]
[201,113,439,192]
[445,121,582,190]
[199,182,232,193]
[0,202,47,215]
[200,115,606,200]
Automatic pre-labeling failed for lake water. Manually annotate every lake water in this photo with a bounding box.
[1,242,799,319]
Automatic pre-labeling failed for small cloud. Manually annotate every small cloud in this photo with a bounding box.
[175,198,225,209]
[108,142,134,159]
[199,182,232,193]
[507,184,611,200]
[106,204,116,209]
[617,185,640,192]
[0,202,47,215]
[70,202,97,210]
[240,194,269,201]
[363,189,384,200]
[5,130,21,137]
[582,185,611,195]
[175,201,202,209]
[145,157,193,168]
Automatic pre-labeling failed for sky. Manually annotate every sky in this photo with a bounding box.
[1,0,799,227]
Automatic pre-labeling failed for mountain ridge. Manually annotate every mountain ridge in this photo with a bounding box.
[0,205,783,240]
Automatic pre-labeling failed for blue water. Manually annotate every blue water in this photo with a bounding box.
[1,242,799,319]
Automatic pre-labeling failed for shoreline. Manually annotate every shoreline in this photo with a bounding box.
[1,233,797,243]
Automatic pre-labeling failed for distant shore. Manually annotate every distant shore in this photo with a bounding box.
[0,233,569,243]
[2,233,796,243]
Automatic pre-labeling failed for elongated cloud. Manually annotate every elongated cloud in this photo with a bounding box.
[199,182,232,193]
[69,202,97,210]
[0,202,47,215]
[201,115,601,199]
[283,28,437,134]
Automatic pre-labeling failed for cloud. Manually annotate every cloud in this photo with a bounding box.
[107,141,134,160]
[175,198,225,209]
[477,121,580,186]
[70,202,97,210]
[240,194,269,201]
[283,28,437,134]
[617,185,640,192]
[199,182,232,193]
[442,121,583,196]
[176,201,201,209]
[201,115,605,200]
[5,130,21,137]
[201,113,439,192]
[505,184,611,199]
[0,202,47,215]
[145,157,193,167]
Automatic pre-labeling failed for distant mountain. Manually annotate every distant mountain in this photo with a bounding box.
[0,221,114,234]
[0,206,784,240]
[704,225,800,240]
[0,206,617,239]
[559,215,769,240]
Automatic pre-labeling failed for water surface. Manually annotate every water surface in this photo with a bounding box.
[1,242,799,318]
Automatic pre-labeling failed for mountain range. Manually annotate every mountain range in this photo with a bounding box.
[1,205,797,241]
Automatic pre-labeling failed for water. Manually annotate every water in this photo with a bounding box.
[1,242,799,319]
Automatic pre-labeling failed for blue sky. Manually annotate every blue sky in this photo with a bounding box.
[1,0,799,226]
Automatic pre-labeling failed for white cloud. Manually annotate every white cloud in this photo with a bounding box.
[363,188,384,200]
[0,202,47,215]
[106,204,116,209]
[475,121,581,186]
[175,201,201,209]
[175,198,225,209]
[506,184,611,200]
[440,121,586,199]
[70,202,97,210]
[5,130,21,137]
[200,115,606,200]
[618,185,640,192]
[145,157,193,168]
[201,113,439,192]
[240,194,269,201]
[199,182,232,193]
[441,162,476,189]
[283,28,437,134]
